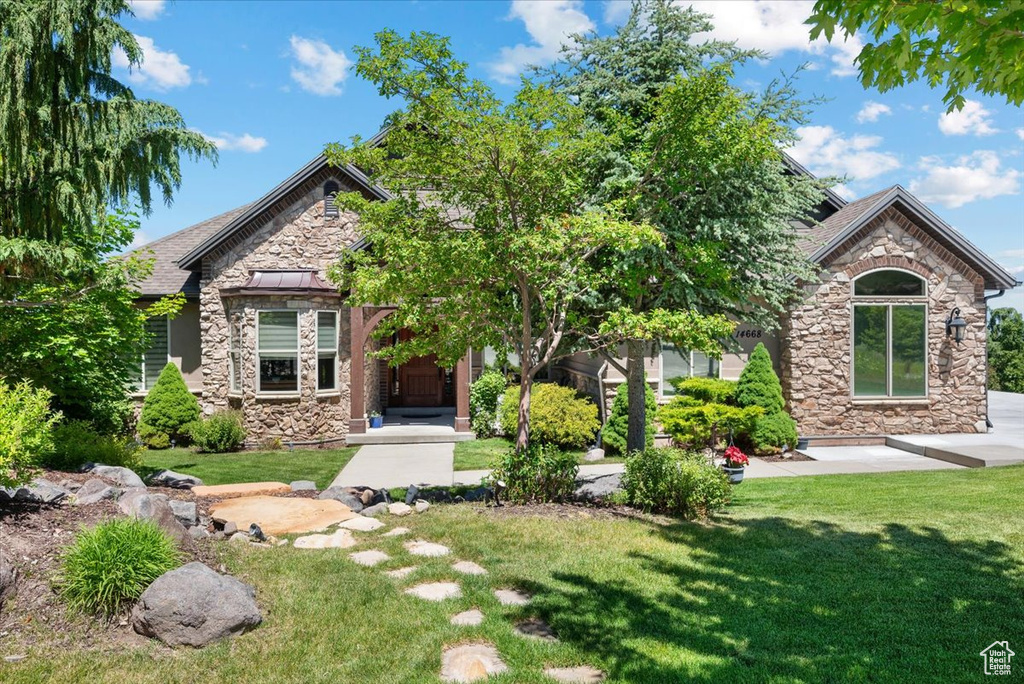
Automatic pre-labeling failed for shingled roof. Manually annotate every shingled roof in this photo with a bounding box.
[130,203,252,297]
[795,186,894,257]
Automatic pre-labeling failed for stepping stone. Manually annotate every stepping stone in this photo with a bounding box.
[338,516,385,532]
[383,526,410,537]
[543,666,606,683]
[350,550,390,567]
[405,581,462,601]
[451,609,484,626]
[384,566,418,579]
[209,495,357,535]
[494,588,531,606]
[515,618,557,641]
[415,500,430,513]
[452,560,487,576]
[193,482,291,498]
[293,528,357,549]
[440,643,507,682]
[389,502,413,516]
[405,539,451,557]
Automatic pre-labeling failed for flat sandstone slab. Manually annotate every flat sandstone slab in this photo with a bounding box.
[209,495,356,535]
[293,529,357,549]
[441,643,507,682]
[405,582,462,601]
[193,482,291,498]
[544,666,606,683]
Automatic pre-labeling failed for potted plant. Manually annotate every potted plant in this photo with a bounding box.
[368,411,383,429]
[722,445,749,484]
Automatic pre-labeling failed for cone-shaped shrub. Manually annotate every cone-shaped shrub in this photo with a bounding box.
[602,381,657,455]
[735,343,785,414]
[138,363,200,447]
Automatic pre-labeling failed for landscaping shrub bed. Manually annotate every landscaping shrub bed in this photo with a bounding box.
[47,421,143,472]
[189,410,246,453]
[492,442,579,504]
[498,383,599,450]
[622,447,730,518]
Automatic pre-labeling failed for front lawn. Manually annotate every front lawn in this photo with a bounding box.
[141,446,358,490]
[6,465,1022,682]
[454,437,622,471]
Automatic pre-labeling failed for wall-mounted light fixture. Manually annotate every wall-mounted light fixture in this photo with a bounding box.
[945,307,967,346]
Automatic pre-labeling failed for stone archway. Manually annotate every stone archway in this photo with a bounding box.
[348,305,470,435]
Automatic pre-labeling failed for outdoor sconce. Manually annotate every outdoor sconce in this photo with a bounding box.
[945,307,967,346]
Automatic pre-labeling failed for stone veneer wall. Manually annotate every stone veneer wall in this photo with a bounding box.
[780,207,988,436]
[199,173,374,443]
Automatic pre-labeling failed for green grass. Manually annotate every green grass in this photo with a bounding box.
[6,465,1023,682]
[454,437,623,471]
[140,446,358,490]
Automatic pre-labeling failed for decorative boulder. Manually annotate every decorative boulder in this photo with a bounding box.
[89,465,146,489]
[10,479,72,504]
[147,470,204,489]
[169,500,198,527]
[318,487,363,513]
[118,489,193,549]
[360,502,387,518]
[290,480,317,492]
[74,478,120,505]
[131,562,261,647]
[0,556,16,610]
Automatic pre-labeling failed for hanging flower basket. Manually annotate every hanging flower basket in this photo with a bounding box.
[722,445,749,484]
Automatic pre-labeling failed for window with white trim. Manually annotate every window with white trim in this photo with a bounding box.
[258,311,299,393]
[317,311,338,391]
[661,343,720,396]
[229,312,242,393]
[852,270,927,398]
[137,316,169,391]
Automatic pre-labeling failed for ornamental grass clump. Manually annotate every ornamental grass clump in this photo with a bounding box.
[57,518,183,618]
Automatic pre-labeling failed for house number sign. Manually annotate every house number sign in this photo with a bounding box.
[734,329,763,339]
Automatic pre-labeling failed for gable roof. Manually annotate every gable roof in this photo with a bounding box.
[780,152,847,212]
[129,203,252,297]
[176,154,392,270]
[800,184,1017,290]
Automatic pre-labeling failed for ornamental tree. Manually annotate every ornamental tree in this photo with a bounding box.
[807,0,1024,112]
[326,30,663,451]
[988,307,1024,393]
[138,362,200,446]
[546,0,826,452]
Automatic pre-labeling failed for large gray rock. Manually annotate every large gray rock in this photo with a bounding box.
[74,478,120,506]
[118,489,193,549]
[131,562,261,647]
[169,500,198,527]
[5,479,72,504]
[0,556,16,610]
[574,473,622,502]
[318,487,363,513]
[289,480,317,492]
[89,465,145,489]
[147,470,203,489]
[360,502,387,518]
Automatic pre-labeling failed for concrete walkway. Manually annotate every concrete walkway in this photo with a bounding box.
[331,443,455,489]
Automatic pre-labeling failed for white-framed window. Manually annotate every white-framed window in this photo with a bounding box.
[661,343,720,396]
[852,269,928,398]
[137,315,169,391]
[229,312,242,393]
[317,310,338,391]
[257,310,299,393]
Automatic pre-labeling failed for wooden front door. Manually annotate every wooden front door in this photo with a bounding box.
[398,353,445,407]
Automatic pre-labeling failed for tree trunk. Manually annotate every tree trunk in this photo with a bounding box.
[515,279,533,454]
[625,339,647,454]
[515,371,532,454]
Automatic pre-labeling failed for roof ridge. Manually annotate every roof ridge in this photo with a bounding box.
[129,202,254,254]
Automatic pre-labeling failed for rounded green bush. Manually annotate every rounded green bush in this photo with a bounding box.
[498,383,599,450]
[57,518,183,617]
[751,411,798,454]
[735,343,784,414]
[671,377,738,405]
[492,442,579,503]
[137,363,200,445]
[0,379,60,488]
[601,381,657,455]
[622,448,730,518]
[469,369,508,438]
[190,410,247,453]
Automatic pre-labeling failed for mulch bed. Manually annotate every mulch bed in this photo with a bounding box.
[0,470,227,657]
[756,452,813,463]
[476,501,675,525]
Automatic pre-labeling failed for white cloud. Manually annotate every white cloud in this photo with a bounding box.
[288,36,351,96]
[909,151,1021,208]
[196,130,268,153]
[788,125,901,181]
[684,1,863,77]
[488,0,595,83]
[937,99,998,136]
[112,35,191,90]
[1016,128,1024,141]
[1005,264,1024,276]
[832,183,855,200]
[128,230,151,250]
[127,0,165,20]
[856,101,891,123]
[999,249,1024,258]
[603,0,631,25]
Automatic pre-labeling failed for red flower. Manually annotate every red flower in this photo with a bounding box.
[724,445,749,468]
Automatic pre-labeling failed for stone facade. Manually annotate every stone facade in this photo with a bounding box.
[780,207,988,436]
[199,173,375,444]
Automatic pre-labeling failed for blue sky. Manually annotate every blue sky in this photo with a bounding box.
[120,0,1024,311]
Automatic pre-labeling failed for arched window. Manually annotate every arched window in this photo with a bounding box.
[323,181,340,218]
[852,270,927,398]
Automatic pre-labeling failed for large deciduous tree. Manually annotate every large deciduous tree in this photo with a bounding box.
[807,0,1024,112]
[0,0,215,301]
[326,30,663,451]
[988,307,1024,394]
[547,0,826,452]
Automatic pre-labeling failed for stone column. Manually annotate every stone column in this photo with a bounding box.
[349,305,366,435]
[455,349,471,433]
